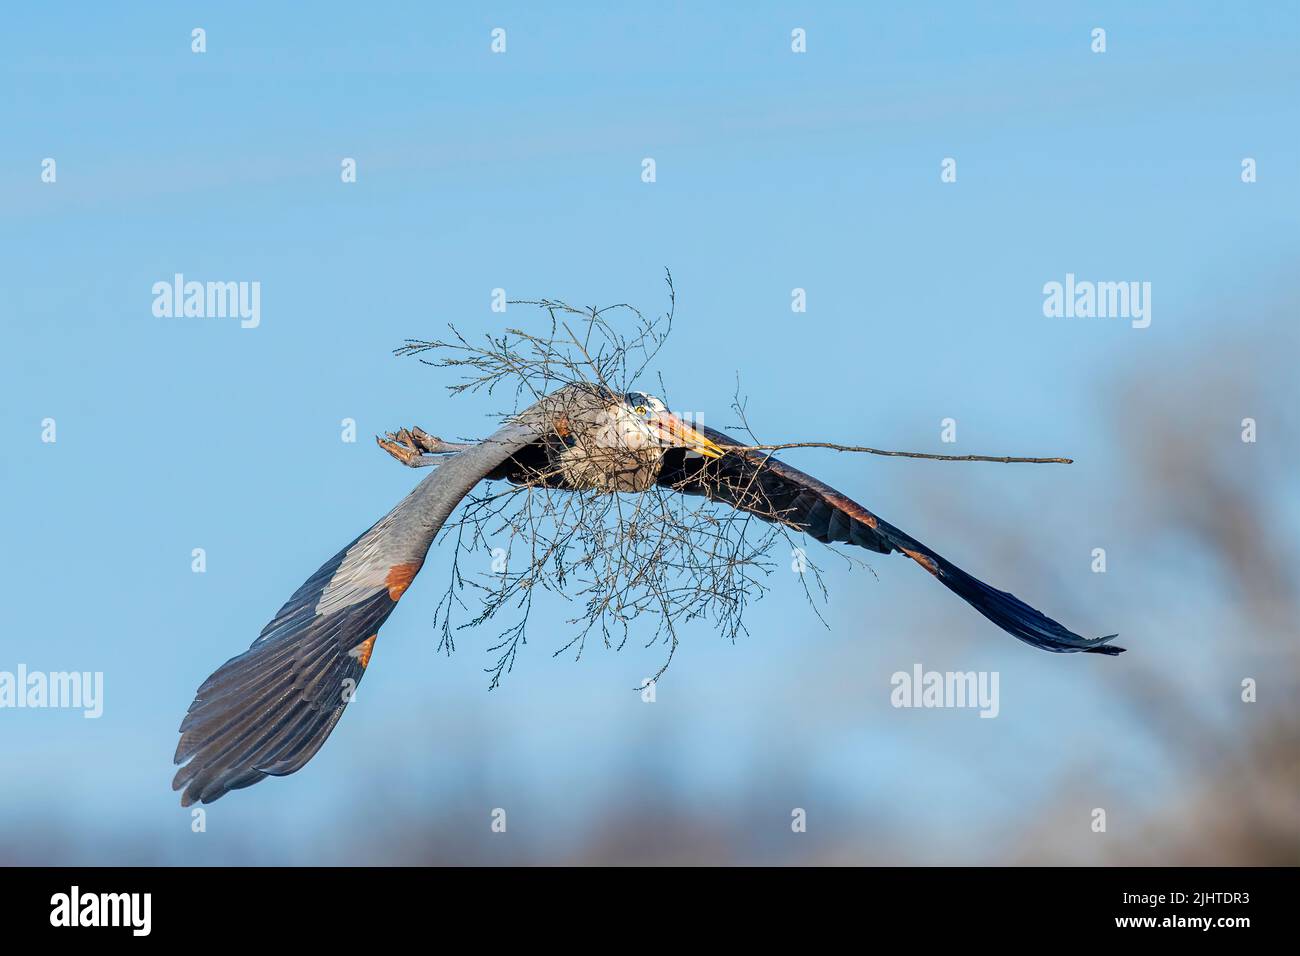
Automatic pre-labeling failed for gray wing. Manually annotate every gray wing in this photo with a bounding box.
[172,419,541,806]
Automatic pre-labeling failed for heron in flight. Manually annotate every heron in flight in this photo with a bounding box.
[174,384,1121,805]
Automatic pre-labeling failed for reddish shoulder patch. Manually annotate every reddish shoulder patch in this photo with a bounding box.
[831,494,879,529]
[386,561,421,601]
[351,634,378,669]
[901,548,940,576]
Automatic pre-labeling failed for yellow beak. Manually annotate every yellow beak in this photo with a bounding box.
[652,413,725,459]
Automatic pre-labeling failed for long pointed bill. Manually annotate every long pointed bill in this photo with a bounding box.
[651,413,725,459]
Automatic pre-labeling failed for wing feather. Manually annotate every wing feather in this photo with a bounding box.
[173,420,542,805]
[658,425,1122,656]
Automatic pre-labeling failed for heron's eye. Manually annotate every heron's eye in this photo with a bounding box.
[634,405,648,416]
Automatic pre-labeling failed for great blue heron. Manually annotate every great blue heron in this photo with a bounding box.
[173,384,1121,805]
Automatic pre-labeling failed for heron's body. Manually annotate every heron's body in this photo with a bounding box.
[552,438,661,491]
[173,384,1121,806]
[548,399,666,492]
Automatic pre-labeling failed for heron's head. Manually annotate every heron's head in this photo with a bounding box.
[616,391,725,459]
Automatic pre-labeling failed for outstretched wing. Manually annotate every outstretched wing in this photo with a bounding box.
[173,420,541,805]
[657,424,1123,656]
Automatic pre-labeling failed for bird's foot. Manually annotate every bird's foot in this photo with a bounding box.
[377,427,435,467]
[376,427,470,467]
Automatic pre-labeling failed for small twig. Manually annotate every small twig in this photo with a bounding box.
[720,442,1073,464]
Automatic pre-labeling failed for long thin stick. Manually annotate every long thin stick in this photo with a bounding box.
[720,441,1073,464]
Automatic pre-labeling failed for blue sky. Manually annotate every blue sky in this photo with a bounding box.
[1,3,1296,863]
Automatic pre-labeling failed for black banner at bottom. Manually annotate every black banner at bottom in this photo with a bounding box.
[0,865,1286,940]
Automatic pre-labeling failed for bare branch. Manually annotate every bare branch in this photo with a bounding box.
[718,442,1074,465]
